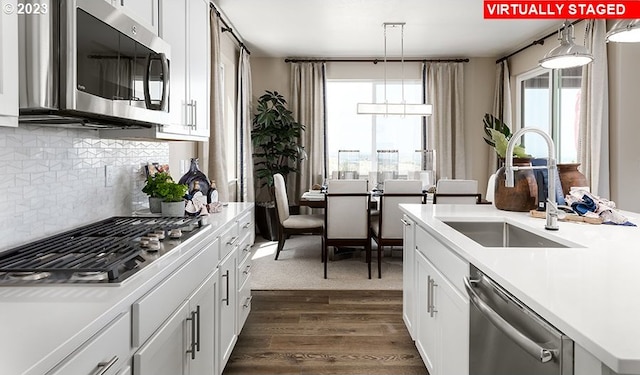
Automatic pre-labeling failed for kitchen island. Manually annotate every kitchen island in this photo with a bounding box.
[0,202,254,375]
[400,203,640,375]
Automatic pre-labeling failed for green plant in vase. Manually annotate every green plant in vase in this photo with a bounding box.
[142,172,174,213]
[482,113,528,158]
[156,180,189,217]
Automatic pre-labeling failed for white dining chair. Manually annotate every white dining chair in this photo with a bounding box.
[324,179,371,279]
[370,179,423,278]
[273,173,324,260]
[434,179,481,204]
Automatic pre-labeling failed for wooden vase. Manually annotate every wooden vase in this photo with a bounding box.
[494,158,538,212]
[557,163,588,196]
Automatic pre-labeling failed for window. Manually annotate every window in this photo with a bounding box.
[326,80,423,187]
[516,67,582,163]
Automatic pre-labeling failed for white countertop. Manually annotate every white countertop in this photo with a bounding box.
[400,203,640,374]
[0,203,253,375]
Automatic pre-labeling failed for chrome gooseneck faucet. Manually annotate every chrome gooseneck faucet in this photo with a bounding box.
[505,128,559,231]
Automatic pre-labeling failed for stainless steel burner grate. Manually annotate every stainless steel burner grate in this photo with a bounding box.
[0,216,202,284]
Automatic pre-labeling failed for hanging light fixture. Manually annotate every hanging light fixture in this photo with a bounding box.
[539,21,593,69]
[606,19,640,43]
[357,22,433,116]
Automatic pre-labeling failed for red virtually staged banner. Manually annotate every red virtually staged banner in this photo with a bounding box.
[484,1,640,19]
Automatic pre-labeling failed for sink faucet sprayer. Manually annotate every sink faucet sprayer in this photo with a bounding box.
[505,128,559,231]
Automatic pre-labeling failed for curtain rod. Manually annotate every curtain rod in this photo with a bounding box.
[496,19,583,64]
[209,2,251,55]
[285,58,469,64]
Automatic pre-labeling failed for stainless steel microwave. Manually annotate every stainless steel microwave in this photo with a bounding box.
[18,0,170,128]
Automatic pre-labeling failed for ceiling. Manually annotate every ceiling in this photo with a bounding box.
[213,0,563,59]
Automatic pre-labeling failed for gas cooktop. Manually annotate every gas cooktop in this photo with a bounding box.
[0,216,204,286]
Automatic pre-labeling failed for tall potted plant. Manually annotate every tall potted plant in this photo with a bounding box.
[252,90,306,240]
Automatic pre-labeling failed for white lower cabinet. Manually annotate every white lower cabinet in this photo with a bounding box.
[402,214,416,340]
[411,224,469,375]
[133,270,217,375]
[218,247,238,374]
[47,311,131,375]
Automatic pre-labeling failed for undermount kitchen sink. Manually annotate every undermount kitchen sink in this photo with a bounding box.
[443,220,574,248]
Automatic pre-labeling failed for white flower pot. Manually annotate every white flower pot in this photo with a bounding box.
[161,201,185,217]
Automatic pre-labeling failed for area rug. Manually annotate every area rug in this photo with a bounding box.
[249,235,403,290]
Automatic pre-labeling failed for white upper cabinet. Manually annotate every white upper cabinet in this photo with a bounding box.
[158,0,210,140]
[100,0,210,141]
[0,4,18,127]
[110,0,159,35]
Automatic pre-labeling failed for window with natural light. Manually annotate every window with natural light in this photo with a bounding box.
[326,80,424,189]
[517,66,582,163]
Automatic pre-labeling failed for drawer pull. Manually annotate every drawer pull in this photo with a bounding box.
[226,236,238,246]
[243,265,251,274]
[400,218,411,226]
[91,355,118,375]
[243,296,253,309]
[242,244,251,253]
[242,222,251,229]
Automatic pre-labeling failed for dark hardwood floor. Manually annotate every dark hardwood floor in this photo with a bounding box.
[222,290,428,375]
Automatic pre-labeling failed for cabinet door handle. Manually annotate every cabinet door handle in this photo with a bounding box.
[195,305,201,352]
[427,276,432,314]
[186,310,197,360]
[222,270,230,306]
[90,356,118,375]
[192,100,197,127]
[400,218,411,226]
[430,279,438,318]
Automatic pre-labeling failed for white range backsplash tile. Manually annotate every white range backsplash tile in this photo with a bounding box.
[0,125,169,251]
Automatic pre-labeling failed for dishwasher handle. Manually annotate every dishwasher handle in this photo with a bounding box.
[464,276,555,364]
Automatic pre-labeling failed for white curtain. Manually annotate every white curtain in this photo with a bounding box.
[490,60,513,174]
[237,47,254,202]
[579,20,610,197]
[290,62,326,203]
[424,62,466,179]
[205,9,229,202]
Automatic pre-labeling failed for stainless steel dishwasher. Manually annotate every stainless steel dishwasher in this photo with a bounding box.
[464,265,574,375]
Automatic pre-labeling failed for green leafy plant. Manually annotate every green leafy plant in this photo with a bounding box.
[483,113,528,158]
[142,172,174,198]
[251,90,306,200]
[156,180,188,202]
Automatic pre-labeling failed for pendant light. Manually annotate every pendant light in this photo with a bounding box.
[606,19,640,43]
[357,22,433,116]
[539,21,593,69]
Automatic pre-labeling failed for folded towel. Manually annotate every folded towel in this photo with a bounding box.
[566,189,636,226]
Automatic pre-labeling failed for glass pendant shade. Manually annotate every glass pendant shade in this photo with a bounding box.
[356,22,432,117]
[539,22,593,69]
[606,19,640,43]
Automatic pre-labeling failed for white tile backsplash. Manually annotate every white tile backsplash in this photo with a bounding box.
[0,125,169,251]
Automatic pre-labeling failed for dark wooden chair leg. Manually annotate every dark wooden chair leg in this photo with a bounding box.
[367,241,372,279]
[275,225,286,260]
[378,244,383,279]
[323,242,328,279]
